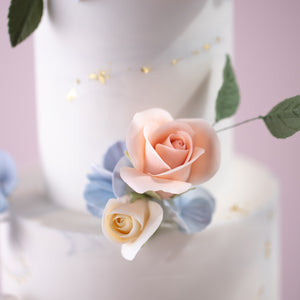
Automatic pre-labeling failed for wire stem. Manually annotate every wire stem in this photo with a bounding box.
[216,116,263,133]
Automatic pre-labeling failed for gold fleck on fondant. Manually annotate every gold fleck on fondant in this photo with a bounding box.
[216,36,221,43]
[193,50,200,55]
[88,73,98,80]
[203,43,211,50]
[230,204,249,215]
[141,67,151,74]
[265,241,271,258]
[66,88,77,101]
[98,71,110,84]
[172,59,179,65]
[76,79,81,85]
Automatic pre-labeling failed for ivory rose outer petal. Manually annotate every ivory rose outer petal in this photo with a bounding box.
[120,166,192,194]
[108,199,148,228]
[121,200,163,261]
[126,108,173,171]
[178,119,221,184]
[102,197,130,243]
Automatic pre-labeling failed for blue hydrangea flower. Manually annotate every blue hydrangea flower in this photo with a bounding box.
[163,187,215,234]
[83,141,128,218]
[0,150,17,215]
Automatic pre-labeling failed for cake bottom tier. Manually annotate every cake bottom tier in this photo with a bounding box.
[0,156,279,300]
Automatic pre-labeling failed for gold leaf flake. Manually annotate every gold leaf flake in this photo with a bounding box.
[193,50,200,55]
[203,43,211,50]
[230,205,249,215]
[76,79,81,85]
[216,36,221,43]
[172,59,179,65]
[141,67,151,74]
[66,88,77,101]
[98,71,110,84]
[88,73,98,80]
[265,241,271,259]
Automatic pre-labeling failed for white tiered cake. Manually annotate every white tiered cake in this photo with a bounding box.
[0,0,279,299]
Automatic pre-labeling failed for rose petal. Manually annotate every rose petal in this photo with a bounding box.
[155,144,188,169]
[108,199,148,228]
[148,120,195,146]
[143,125,171,175]
[102,197,136,243]
[122,200,163,261]
[126,109,173,171]
[120,167,192,194]
[154,147,205,182]
[178,119,220,184]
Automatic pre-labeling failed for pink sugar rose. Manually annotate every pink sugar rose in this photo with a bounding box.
[120,108,220,197]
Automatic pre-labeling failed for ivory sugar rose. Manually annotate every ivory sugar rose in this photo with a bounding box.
[102,196,163,261]
[120,108,221,197]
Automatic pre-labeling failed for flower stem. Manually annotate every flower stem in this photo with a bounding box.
[216,116,263,133]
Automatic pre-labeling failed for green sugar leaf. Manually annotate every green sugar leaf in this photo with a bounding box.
[215,55,240,123]
[263,95,300,139]
[8,0,43,47]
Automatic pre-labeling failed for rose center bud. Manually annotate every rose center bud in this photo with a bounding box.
[155,132,190,169]
[111,214,133,234]
[170,136,186,150]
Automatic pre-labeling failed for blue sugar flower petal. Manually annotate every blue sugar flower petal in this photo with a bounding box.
[163,187,215,234]
[0,150,17,197]
[84,141,127,217]
[0,193,9,214]
[84,180,115,218]
[87,167,112,182]
[103,140,126,172]
[112,155,133,198]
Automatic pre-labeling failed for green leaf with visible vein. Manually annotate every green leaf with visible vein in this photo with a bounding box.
[8,0,43,47]
[263,95,300,138]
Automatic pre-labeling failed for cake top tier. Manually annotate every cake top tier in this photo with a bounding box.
[42,0,232,65]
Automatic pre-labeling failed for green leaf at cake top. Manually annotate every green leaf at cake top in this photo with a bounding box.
[8,0,43,47]
[262,95,300,139]
[215,55,240,123]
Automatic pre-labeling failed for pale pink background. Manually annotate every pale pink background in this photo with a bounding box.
[0,0,299,299]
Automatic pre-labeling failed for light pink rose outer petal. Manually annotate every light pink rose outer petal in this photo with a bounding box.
[177,118,221,184]
[121,200,163,261]
[153,147,205,182]
[126,108,173,171]
[120,166,192,194]
[155,144,188,169]
[143,126,171,175]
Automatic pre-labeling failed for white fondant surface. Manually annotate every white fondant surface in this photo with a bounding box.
[34,0,233,211]
[1,156,280,300]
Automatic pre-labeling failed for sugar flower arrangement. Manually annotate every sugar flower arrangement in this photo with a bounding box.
[84,56,300,260]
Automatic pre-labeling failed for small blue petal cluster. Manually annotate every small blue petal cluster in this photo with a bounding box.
[0,150,17,214]
[84,141,127,218]
[84,141,216,235]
